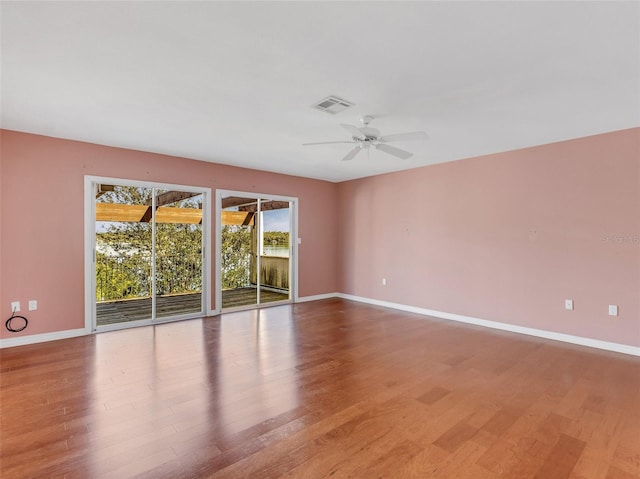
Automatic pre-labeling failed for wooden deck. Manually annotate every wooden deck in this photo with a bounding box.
[96,293,201,326]
[221,287,289,309]
[97,288,289,326]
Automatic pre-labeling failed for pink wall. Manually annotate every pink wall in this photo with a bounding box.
[0,130,339,339]
[337,128,640,347]
[2,128,638,348]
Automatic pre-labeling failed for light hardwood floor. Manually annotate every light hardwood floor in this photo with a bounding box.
[1,299,638,478]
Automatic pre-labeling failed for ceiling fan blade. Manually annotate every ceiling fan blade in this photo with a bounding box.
[378,131,428,142]
[375,143,413,160]
[341,147,362,162]
[340,124,366,140]
[302,141,356,146]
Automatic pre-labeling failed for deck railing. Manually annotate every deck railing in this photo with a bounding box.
[251,255,289,290]
[96,252,202,301]
[97,252,287,302]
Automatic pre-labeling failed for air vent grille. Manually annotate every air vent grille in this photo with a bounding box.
[312,96,354,114]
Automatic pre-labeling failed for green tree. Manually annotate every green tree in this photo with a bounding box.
[263,231,289,246]
[96,251,147,300]
[221,225,252,289]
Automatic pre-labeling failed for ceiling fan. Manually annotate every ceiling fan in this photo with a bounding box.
[302,115,428,161]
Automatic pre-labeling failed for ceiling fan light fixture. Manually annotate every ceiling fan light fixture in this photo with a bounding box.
[302,114,426,161]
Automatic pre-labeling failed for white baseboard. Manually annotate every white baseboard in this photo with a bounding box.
[0,327,90,349]
[3,295,637,357]
[336,293,640,357]
[296,292,340,303]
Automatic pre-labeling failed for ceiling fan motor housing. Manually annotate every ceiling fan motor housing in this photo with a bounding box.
[358,127,381,141]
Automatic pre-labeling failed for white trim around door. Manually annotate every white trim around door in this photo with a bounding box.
[215,189,299,312]
[84,176,213,332]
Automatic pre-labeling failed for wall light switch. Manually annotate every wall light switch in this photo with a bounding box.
[382,278,387,286]
[608,305,618,316]
[29,300,38,311]
[565,299,573,310]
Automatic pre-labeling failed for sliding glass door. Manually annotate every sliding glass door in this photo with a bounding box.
[220,195,258,308]
[90,178,209,330]
[218,191,296,311]
[155,189,204,319]
[95,185,153,326]
[258,199,292,305]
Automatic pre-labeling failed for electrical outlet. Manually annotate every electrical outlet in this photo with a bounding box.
[382,278,387,286]
[565,299,573,310]
[608,305,618,316]
[29,300,38,311]
[11,301,20,312]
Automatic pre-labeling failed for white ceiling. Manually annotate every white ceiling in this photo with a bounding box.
[2,1,638,182]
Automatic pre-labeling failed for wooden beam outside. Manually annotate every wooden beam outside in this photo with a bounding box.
[96,203,202,224]
[96,184,115,199]
[156,207,202,224]
[221,197,257,209]
[140,207,153,223]
[150,191,201,207]
[242,212,255,226]
[96,204,148,222]
[237,201,291,213]
[96,203,254,226]
[221,197,289,212]
[222,211,255,226]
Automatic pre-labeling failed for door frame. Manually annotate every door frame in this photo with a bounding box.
[84,175,213,332]
[215,189,299,312]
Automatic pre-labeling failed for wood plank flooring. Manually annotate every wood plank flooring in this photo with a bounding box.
[1,299,638,478]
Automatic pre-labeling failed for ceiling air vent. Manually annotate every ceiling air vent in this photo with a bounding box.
[312,96,354,115]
